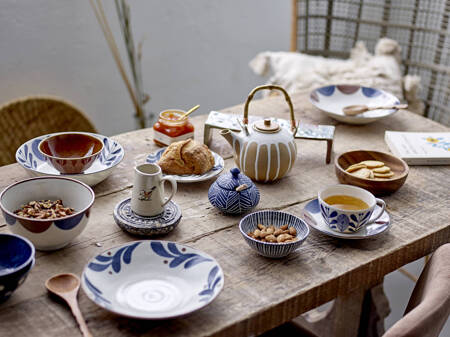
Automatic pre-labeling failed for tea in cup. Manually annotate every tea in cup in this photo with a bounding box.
[318,184,385,233]
[131,164,177,216]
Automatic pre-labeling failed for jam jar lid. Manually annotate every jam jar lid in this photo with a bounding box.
[216,168,254,191]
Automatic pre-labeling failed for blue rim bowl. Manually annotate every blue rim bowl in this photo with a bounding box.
[0,233,35,302]
[239,210,309,258]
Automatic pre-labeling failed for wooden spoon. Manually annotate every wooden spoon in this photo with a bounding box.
[179,104,200,119]
[343,103,408,116]
[45,273,92,337]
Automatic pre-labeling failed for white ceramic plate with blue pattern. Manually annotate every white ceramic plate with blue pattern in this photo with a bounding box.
[310,85,401,125]
[302,199,391,239]
[146,148,224,183]
[82,240,223,319]
[15,132,124,187]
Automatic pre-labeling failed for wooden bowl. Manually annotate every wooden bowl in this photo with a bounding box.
[335,150,409,196]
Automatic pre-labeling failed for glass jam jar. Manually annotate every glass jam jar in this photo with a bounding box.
[153,110,195,146]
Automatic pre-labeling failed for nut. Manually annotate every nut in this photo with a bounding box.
[14,199,74,219]
[248,224,298,243]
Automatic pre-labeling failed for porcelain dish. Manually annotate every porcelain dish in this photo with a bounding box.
[0,176,95,251]
[82,240,224,319]
[239,210,309,258]
[114,198,182,236]
[16,132,124,186]
[0,233,35,302]
[146,148,224,183]
[302,199,391,239]
[38,132,104,174]
[310,85,401,125]
[208,168,260,215]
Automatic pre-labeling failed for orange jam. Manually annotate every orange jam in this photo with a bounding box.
[153,110,194,146]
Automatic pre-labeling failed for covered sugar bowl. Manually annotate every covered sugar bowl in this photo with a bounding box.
[208,168,259,215]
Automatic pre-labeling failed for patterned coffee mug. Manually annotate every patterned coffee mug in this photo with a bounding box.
[131,164,177,216]
[318,184,385,233]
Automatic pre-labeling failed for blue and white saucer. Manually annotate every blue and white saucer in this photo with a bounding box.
[15,132,124,187]
[114,198,181,236]
[310,85,401,125]
[146,148,224,183]
[82,240,224,319]
[302,198,391,239]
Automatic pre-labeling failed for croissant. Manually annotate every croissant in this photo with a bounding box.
[158,139,215,175]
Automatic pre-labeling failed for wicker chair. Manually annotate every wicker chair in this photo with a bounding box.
[0,96,97,166]
[290,0,450,126]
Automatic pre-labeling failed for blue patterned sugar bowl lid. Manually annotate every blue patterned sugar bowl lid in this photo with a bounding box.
[208,168,260,215]
[216,168,253,190]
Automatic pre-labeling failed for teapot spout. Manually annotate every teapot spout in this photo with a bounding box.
[220,129,242,156]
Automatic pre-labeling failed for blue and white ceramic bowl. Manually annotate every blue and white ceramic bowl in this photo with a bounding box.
[82,240,224,319]
[318,184,386,233]
[310,85,401,125]
[15,132,124,186]
[146,148,224,183]
[239,210,309,258]
[0,177,95,251]
[208,168,260,215]
[0,233,35,302]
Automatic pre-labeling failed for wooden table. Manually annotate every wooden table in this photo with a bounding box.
[0,92,449,337]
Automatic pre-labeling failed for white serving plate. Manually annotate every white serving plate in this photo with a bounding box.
[310,85,401,125]
[82,240,224,319]
[302,198,391,239]
[15,132,124,187]
[146,148,224,183]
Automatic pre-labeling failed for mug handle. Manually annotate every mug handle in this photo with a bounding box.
[366,198,386,225]
[160,177,177,207]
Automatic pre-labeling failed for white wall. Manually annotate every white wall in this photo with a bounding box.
[0,0,290,136]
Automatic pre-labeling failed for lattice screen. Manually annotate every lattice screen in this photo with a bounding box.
[292,0,450,126]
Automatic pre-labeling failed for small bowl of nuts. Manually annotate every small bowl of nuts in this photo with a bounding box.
[0,176,94,251]
[239,210,309,258]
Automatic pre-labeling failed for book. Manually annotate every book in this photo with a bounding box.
[385,131,450,165]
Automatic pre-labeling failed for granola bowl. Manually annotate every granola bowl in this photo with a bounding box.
[0,177,94,251]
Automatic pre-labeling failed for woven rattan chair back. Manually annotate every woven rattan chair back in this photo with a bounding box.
[291,0,450,125]
[0,96,97,166]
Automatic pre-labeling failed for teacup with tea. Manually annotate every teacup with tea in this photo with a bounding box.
[318,184,385,233]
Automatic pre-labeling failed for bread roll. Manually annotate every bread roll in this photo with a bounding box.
[158,139,214,175]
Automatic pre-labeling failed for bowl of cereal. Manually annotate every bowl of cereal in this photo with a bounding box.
[0,177,94,251]
[239,210,309,258]
[335,150,409,196]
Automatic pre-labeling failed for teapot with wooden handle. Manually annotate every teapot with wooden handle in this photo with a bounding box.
[220,85,298,182]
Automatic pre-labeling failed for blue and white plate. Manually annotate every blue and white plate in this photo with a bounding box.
[114,198,181,236]
[82,241,224,319]
[310,85,401,125]
[15,132,124,186]
[146,148,224,183]
[302,199,391,239]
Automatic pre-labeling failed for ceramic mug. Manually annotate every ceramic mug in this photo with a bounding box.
[318,184,385,233]
[131,164,177,216]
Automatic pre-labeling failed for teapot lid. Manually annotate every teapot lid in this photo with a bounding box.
[253,119,280,133]
[216,168,254,191]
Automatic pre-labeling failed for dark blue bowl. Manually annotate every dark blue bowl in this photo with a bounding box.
[0,233,35,302]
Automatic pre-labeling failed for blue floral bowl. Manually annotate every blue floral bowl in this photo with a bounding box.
[0,177,95,251]
[318,184,386,233]
[239,210,309,258]
[0,233,35,302]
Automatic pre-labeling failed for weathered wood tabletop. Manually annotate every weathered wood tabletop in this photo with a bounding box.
[0,92,449,337]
